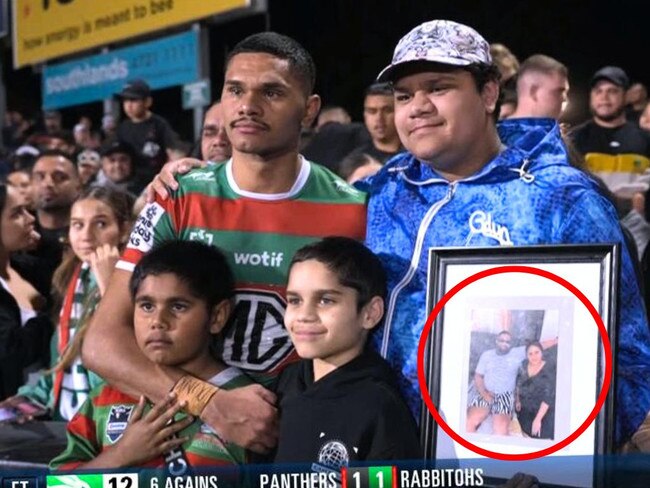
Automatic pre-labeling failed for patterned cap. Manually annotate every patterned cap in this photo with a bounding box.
[377,20,492,82]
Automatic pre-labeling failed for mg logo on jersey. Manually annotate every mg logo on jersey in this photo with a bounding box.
[217,289,292,371]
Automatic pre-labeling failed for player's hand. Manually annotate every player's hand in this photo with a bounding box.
[89,244,121,296]
[498,472,540,488]
[531,418,542,437]
[200,384,278,454]
[112,394,194,467]
[145,158,207,202]
[481,390,494,404]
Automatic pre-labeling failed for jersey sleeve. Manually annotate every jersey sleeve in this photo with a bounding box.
[117,196,177,272]
[49,394,100,470]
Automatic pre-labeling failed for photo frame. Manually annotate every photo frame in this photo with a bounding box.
[420,244,618,488]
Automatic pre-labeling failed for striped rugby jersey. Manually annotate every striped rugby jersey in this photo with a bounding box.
[50,367,251,470]
[118,158,367,380]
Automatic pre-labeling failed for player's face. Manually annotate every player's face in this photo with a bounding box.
[590,80,626,122]
[495,334,512,354]
[285,260,374,377]
[393,68,499,179]
[221,52,320,160]
[69,198,122,262]
[134,273,223,374]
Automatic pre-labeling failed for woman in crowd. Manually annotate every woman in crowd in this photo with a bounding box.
[0,186,134,419]
[0,183,49,399]
[515,341,556,439]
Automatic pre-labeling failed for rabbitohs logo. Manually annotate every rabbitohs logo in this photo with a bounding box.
[105,405,134,443]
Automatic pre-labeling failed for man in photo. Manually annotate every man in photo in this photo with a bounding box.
[466,331,525,435]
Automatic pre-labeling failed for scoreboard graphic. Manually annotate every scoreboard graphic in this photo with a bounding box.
[46,474,138,488]
[342,466,397,488]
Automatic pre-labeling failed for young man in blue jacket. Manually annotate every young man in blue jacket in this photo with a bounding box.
[357,19,650,451]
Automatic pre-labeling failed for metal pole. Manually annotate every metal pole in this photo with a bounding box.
[192,22,208,142]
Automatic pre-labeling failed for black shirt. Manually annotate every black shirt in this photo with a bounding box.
[273,349,421,465]
[116,113,180,183]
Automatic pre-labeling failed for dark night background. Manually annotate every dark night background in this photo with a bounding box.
[2,0,649,141]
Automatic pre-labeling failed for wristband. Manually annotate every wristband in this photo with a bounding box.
[172,375,219,416]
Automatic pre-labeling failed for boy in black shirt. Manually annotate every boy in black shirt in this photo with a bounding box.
[274,236,421,469]
[116,79,180,185]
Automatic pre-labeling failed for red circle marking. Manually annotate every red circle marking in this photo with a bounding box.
[417,265,612,461]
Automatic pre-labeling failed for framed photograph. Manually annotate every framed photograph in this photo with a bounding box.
[420,244,618,488]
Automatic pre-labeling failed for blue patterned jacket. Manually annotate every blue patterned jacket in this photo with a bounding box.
[357,117,650,445]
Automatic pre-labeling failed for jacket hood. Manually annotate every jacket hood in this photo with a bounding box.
[357,117,570,191]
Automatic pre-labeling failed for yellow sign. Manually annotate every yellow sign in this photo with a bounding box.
[13,0,250,68]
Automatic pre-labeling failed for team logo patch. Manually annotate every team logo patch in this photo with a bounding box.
[311,436,351,481]
[105,405,134,443]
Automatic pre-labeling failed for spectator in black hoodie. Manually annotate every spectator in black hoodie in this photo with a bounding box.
[273,236,421,467]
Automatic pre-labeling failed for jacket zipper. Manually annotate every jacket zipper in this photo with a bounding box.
[380,182,458,358]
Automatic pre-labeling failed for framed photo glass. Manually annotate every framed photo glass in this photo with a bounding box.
[420,244,618,488]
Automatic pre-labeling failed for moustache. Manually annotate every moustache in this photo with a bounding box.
[230,118,270,130]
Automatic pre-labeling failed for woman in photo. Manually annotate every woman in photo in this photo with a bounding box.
[515,341,556,439]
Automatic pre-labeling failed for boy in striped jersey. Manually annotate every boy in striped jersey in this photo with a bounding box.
[83,32,366,454]
[51,241,250,470]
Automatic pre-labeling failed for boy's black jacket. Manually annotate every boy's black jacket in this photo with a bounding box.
[272,348,422,465]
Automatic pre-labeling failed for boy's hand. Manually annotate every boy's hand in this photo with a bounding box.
[200,384,278,454]
[111,394,194,467]
[145,158,207,203]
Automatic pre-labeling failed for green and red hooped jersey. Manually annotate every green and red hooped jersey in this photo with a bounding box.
[50,368,252,471]
[118,158,367,382]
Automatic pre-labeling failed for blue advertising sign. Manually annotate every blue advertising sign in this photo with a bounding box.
[42,29,198,109]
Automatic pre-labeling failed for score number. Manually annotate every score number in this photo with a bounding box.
[343,466,396,488]
[106,475,138,488]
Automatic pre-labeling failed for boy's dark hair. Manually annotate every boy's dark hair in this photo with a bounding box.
[465,63,503,123]
[365,82,393,98]
[289,236,387,310]
[226,32,316,94]
[130,241,234,310]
